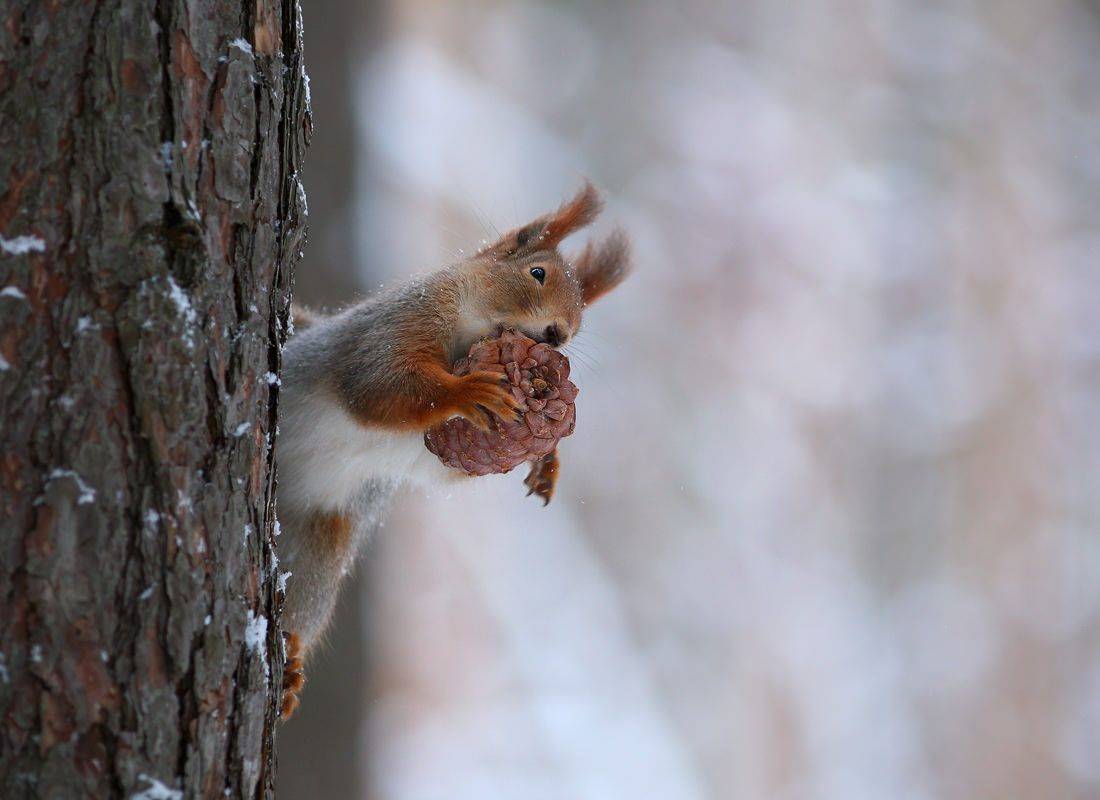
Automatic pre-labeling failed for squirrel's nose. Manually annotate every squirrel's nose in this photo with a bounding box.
[545,324,566,347]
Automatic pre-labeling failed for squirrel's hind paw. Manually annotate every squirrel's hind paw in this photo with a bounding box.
[524,450,560,506]
[280,631,306,721]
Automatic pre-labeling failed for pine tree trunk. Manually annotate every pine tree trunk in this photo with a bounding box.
[0,0,309,796]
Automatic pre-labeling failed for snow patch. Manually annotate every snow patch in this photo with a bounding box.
[139,586,154,601]
[132,774,183,800]
[166,277,197,348]
[176,490,193,513]
[294,172,309,216]
[277,571,292,593]
[264,371,281,386]
[230,37,253,55]
[1,285,27,299]
[0,354,9,371]
[1,235,46,255]
[232,422,252,437]
[49,469,96,504]
[244,610,268,653]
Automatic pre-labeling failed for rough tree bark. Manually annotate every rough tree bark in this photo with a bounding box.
[0,0,309,796]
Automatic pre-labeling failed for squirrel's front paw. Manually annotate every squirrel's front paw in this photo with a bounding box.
[280,631,305,721]
[450,370,523,431]
[524,450,560,506]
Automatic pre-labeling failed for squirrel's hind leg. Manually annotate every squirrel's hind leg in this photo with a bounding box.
[524,449,560,506]
[280,631,306,720]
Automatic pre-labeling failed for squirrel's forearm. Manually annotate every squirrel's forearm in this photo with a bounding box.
[340,354,520,433]
[323,276,517,432]
[341,355,459,429]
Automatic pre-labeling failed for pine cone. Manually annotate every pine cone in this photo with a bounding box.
[424,329,579,476]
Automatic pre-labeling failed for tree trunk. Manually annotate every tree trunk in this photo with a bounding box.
[0,0,309,796]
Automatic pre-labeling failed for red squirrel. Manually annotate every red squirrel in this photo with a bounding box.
[276,183,631,717]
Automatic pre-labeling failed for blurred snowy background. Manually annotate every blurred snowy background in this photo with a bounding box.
[278,1,1100,799]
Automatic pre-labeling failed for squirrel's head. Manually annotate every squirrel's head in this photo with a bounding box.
[457,182,631,352]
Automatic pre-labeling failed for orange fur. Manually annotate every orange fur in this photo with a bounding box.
[310,510,352,555]
[575,228,631,306]
[346,352,521,432]
[538,181,603,248]
[524,450,560,505]
[280,631,305,721]
[326,184,628,437]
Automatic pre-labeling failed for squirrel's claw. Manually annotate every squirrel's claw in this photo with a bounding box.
[524,450,559,505]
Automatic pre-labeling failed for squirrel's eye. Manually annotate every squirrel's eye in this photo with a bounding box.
[530,267,546,284]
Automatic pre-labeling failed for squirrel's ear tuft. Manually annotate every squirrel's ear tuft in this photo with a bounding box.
[480,182,604,258]
[574,228,631,306]
[539,181,603,248]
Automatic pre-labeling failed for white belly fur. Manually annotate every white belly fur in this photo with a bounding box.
[279,393,457,513]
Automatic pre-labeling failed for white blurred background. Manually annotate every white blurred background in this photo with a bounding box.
[278,2,1100,798]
